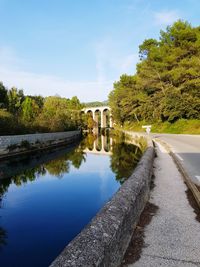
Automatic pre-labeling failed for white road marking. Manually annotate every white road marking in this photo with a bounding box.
[195,176,200,182]
[175,154,183,161]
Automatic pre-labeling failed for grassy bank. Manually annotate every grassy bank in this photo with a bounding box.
[123,119,200,134]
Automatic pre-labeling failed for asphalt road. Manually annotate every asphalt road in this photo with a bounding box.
[152,133,200,186]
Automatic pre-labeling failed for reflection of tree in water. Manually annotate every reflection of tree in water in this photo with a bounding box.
[66,146,86,169]
[0,131,144,250]
[12,166,46,186]
[0,142,87,249]
[0,131,144,195]
[0,180,9,250]
[0,165,46,209]
[110,133,143,184]
[0,142,86,195]
[82,133,96,150]
[44,145,86,176]
[0,227,7,250]
[45,159,70,178]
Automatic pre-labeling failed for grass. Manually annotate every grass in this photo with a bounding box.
[122,119,200,134]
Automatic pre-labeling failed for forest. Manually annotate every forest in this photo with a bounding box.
[0,84,84,135]
[109,20,200,133]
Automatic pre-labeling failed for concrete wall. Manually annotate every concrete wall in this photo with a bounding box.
[0,130,81,157]
[50,144,155,267]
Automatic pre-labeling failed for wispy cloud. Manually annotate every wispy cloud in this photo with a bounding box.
[120,54,139,74]
[0,66,113,102]
[154,10,180,25]
[95,39,109,84]
[0,42,138,102]
[94,38,138,82]
[0,46,23,69]
[0,45,113,102]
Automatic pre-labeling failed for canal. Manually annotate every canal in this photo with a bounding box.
[0,132,145,267]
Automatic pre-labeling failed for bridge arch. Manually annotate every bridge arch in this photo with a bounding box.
[82,106,113,128]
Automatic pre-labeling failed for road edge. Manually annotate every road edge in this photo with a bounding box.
[154,138,200,209]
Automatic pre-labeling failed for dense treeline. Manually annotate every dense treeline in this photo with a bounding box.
[109,21,200,126]
[83,100,108,107]
[0,84,83,135]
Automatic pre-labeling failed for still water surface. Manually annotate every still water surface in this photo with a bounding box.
[0,132,144,267]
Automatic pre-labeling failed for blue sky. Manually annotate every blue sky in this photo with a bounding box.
[0,0,199,102]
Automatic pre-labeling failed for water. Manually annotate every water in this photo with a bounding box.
[0,132,144,267]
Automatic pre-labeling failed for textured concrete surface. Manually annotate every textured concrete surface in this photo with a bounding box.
[125,142,200,267]
[49,146,155,267]
[0,130,81,156]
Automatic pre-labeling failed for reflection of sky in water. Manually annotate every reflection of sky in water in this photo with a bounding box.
[69,153,118,203]
[0,132,143,267]
[0,151,120,267]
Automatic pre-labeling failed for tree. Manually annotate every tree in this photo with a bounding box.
[7,87,24,114]
[109,20,200,124]
[37,96,82,132]
[87,115,96,132]
[139,38,159,60]
[28,95,44,109]
[109,74,146,125]
[0,82,8,108]
[21,97,40,123]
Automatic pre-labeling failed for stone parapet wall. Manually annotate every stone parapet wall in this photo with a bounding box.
[0,130,81,157]
[50,142,155,267]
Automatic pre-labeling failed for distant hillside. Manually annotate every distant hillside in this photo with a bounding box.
[82,100,108,107]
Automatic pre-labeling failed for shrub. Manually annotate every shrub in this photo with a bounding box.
[20,140,31,149]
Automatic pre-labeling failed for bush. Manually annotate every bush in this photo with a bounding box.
[20,140,31,149]
[123,119,200,134]
[0,109,48,135]
[0,110,27,135]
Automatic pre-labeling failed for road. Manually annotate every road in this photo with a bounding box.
[152,133,200,187]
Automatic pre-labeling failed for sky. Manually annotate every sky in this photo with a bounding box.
[0,0,199,102]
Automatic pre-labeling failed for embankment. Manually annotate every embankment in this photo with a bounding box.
[0,130,81,159]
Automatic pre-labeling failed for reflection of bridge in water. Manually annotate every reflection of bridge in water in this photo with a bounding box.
[84,135,113,155]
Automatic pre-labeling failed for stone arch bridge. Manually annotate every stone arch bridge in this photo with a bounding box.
[82,106,113,128]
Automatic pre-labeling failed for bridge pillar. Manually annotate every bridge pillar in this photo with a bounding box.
[110,115,113,128]
[94,112,99,127]
[92,111,95,121]
[101,111,106,128]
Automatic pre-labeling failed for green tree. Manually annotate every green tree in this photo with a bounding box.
[87,115,96,132]
[7,87,24,114]
[0,82,8,108]
[28,95,44,109]
[37,96,82,132]
[109,20,200,124]
[21,97,40,123]
[109,74,146,125]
